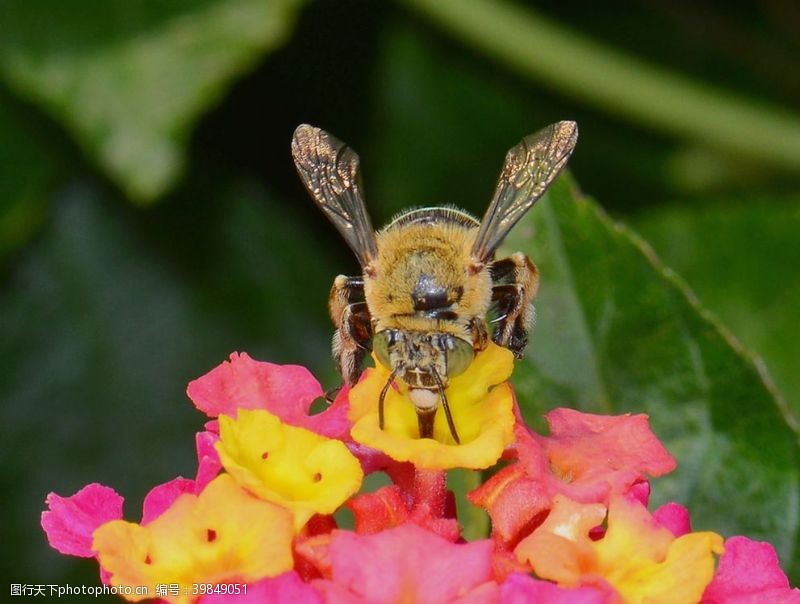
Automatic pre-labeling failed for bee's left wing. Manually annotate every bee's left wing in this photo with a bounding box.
[471,121,578,263]
[292,124,378,267]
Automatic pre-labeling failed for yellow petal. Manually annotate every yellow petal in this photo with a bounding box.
[594,494,675,571]
[93,474,293,604]
[216,409,363,531]
[609,531,724,604]
[591,496,724,603]
[349,342,515,470]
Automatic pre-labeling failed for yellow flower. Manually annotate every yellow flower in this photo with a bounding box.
[92,474,293,604]
[516,494,724,604]
[348,342,515,470]
[216,409,363,531]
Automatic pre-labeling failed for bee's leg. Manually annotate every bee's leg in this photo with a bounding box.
[430,369,460,444]
[329,275,364,324]
[378,366,400,430]
[333,302,373,385]
[468,317,490,353]
[489,253,539,357]
[438,390,460,444]
[329,275,372,386]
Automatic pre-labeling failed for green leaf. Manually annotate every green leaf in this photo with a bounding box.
[634,200,800,425]
[0,0,304,203]
[505,177,800,577]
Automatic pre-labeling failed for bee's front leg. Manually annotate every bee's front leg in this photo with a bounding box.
[489,252,539,357]
[329,275,373,385]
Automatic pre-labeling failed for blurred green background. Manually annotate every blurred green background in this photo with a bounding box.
[2,0,800,596]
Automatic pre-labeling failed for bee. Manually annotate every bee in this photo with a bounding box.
[292,122,578,443]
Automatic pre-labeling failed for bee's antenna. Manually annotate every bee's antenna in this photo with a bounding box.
[378,366,401,431]
[431,369,460,444]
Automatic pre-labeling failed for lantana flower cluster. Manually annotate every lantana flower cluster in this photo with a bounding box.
[43,344,799,603]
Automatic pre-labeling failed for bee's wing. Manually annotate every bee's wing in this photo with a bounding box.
[471,121,578,262]
[292,124,378,267]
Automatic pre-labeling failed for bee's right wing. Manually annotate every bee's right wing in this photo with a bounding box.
[292,124,378,267]
[471,121,578,263]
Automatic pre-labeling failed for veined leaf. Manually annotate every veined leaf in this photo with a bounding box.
[635,200,800,425]
[505,177,800,577]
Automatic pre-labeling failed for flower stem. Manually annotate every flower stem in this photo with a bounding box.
[412,468,448,517]
[401,0,800,172]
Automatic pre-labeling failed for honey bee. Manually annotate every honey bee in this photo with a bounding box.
[292,122,578,443]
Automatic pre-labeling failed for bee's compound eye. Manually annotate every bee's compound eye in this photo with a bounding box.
[445,336,474,378]
[372,330,394,369]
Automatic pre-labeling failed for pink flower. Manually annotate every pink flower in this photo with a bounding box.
[41,483,124,558]
[538,408,676,496]
[470,410,675,545]
[187,352,349,438]
[43,425,222,562]
[515,494,723,603]
[702,536,800,603]
[313,524,499,602]
[500,573,612,603]
[199,571,322,603]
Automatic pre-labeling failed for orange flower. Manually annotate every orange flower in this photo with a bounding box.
[516,494,724,603]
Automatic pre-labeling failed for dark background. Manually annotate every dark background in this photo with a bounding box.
[2,0,799,597]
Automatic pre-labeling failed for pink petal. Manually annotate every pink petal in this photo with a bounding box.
[468,464,550,546]
[200,572,322,603]
[195,430,221,490]
[139,432,221,524]
[544,409,676,486]
[347,486,410,534]
[345,442,396,475]
[653,502,691,537]
[319,525,495,602]
[302,385,351,439]
[140,477,196,525]
[41,483,123,557]
[628,480,651,506]
[500,573,613,604]
[702,536,800,603]
[187,352,322,418]
[187,352,348,437]
[518,409,675,504]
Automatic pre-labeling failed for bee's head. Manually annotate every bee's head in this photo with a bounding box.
[372,329,474,388]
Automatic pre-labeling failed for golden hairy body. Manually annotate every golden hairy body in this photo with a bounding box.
[366,214,493,339]
[292,121,578,442]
